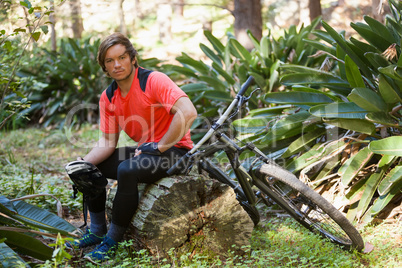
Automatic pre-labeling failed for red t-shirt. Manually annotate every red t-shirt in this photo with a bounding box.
[99,67,193,150]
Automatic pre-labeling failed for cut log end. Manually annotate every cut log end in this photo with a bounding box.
[106,175,254,257]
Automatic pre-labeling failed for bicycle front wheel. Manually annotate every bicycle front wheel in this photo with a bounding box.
[252,162,364,251]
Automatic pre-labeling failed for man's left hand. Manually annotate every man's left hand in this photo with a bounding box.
[136,142,161,156]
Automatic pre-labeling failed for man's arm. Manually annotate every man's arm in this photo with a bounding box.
[82,132,119,165]
[148,96,197,154]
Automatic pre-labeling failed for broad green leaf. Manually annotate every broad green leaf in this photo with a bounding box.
[323,118,376,134]
[40,25,48,34]
[0,229,53,261]
[312,158,340,188]
[265,92,333,105]
[281,64,342,76]
[339,147,374,186]
[167,65,197,78]
[378,155,396,168]
[379,65,402,82]
[0,196,17,215]
[309,102,367,119]
[345,177,368,201]
[386,17,402,39]
[268,60,280,92]
[312,29,336,45]
[364,16,396,44]
[378,74,402,103]
[292,85,342,102]
[229,38,252,62]
[366,112,400,126]
[369,136,402,156]
[280,72,350,87]
[350,37,379,54]
[260,112,312,146]
[260,36,271,59]
[348,87,388,112]
[321,21,372,78]
[0,242,27,267]
[282,128,327,158]
[246,29,261,50]
[355,172,383,220]
[200,43,222,67]
[364,52,390,70]
[204,30,225,56]
[31,31,41,42]
[180,83,211,93]
[12,201,77,234]
[224,43,232,73]
[176,53,210,74]
[197,76,227,91]
[211,62,236,85]
[249,71,268,90]
[362,180,402,223]
[268,111,311,137]
[233,117,276,134]
[303,39,336,55]
[286,141,346,173]
[336,43,347,81]
[378,165,402,195]
[203,91,232,102]
[345,55,365,88]
[248,105,291,117]
[351,22,392,51]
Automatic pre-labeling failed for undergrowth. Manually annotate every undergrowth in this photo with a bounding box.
[0,126,401,267]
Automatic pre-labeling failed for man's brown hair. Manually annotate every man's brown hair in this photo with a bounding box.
[97,33,138,74]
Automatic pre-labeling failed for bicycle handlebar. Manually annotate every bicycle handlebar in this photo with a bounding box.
[167,76,255,176]
[237,76,255,96]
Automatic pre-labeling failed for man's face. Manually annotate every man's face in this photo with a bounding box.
[104,44,135,81]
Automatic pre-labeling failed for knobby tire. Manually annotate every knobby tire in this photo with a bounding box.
[254,162,364,251]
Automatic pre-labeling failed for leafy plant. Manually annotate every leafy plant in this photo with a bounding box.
[165,18,324,141]
[0,195,79,267]
[234,0,402,225]
[0,0,53,130]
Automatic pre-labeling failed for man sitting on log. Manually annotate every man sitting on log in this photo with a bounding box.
[67,32,197,262]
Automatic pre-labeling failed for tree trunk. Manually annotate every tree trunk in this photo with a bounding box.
[118,0,127,36]
[309,0,322,23]
[69,0,83,39]
[157,3,172,44]
[106,176,254,258]
[174,0,184,17]
[233,0,262,51]
[49,0,57,51]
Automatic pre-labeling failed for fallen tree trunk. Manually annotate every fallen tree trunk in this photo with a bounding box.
[106,175,254,258]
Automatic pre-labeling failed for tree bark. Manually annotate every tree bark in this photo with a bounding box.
[69,0,83,39]
[49,0,57,51]
[309,0,322,23]
[157,3,172,44]
[106,175,254,257]
[233,0,262,51]
[118,0,127,36]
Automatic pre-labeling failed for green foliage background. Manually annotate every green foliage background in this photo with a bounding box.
[0,0,401,266]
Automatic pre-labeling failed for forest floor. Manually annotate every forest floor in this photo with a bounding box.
[0,126,401,267]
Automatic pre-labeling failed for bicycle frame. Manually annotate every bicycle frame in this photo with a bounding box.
[168,76,268,208]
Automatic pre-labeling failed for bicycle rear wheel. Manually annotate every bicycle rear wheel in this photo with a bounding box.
[252,162,364,251]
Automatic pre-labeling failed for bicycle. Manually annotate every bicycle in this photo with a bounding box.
[168,76,365,251]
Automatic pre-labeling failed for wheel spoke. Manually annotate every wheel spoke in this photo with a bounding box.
[267,177,353,246]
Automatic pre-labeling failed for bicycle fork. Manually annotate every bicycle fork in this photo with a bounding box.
[214,132,257,206]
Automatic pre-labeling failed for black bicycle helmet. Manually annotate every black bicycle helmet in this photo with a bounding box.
[65,161,108,200]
